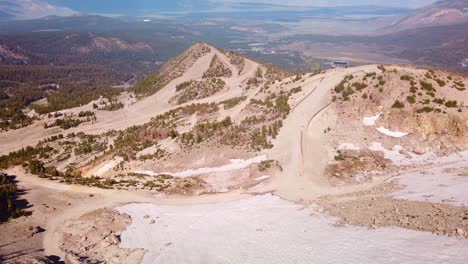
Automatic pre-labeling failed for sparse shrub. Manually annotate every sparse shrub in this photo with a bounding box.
[420,81,435,92]
[334,80,346,93]
[392,100,405,108]
[406,96,416,104]
[416,107,434,113]
[352,82,368,91]
[220,96,246,109]
[334,152,345,161]
[445,100,458,108]
[342,87,355,98]
[436,79,446,87]
[400,75,413,81]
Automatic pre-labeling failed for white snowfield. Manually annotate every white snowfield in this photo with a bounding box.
[117,194,468,264]
[362,113,408,137]
[368,142,468,166]
[393,160,468,207]
[368,142,433,166]
[362,112,381,126]
[134,155,267,178]
[338,143,361,151]
[376,127,409,138]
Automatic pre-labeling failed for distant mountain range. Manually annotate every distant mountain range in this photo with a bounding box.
[389,0,468,30]
[0,0,75,20]
[0,0,440,20]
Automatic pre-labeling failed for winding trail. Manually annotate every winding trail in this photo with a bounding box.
[269,65,384,201]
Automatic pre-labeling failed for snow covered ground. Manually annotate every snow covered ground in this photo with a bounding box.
[117,194,468,264]
[393,161,468,207]
[362,113,381,126]
[368,142,468,167]
[368,142,435,166]
[376,127,409,138]
[134,155,267,178]
[338,143,361,150]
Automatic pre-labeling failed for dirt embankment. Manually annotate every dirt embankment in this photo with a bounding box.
[61,209,145,263]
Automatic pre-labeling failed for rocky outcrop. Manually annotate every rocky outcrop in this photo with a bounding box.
[61,209,144,264]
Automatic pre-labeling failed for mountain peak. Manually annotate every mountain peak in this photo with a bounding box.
[391,0,468,30]
[0,0,75,20]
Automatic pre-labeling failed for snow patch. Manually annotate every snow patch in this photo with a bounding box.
[393,162,468,207]
[362,112,381,126]
[368,142,434,166]
[369,142,468,166]
[117,194,468,264]
[338,143,361,151]
[134,155,267,178]
[254,175,270,181]
[376,127,409,138]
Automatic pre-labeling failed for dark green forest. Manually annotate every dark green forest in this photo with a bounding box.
[0,64,126,130]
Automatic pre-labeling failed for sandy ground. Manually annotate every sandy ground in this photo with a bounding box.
[134,155,267,178]
[117,194,468,264]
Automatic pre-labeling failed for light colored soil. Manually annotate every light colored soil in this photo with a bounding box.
[61,208,144,263]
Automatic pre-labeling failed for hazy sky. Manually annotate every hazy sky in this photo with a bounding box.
[49,0,439,13]
[218,0,438,8]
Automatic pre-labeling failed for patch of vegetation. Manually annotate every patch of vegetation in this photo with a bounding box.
[99,100,124,111]
[352,82,368,91]
[0,174,26,222]
[377,65,386,72]
[219,96,246,109]
[444,100,458,108]
[436,79,446,87]
[203,55,232,78]
[416,107,434,113]
[420,81,436,92]
[131,72,166,97]
[289,86,302,95]
[392,100,405,108]
[406,96,416,104]
[275,95,291,117]
[400,75,413,81]
[176,81,192,92]
[44,117,85,130]
[342,87,355,99]
[334,151,346,161]
[258,160,273,172]
[176,78,225,105]
[78,111,95,118]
